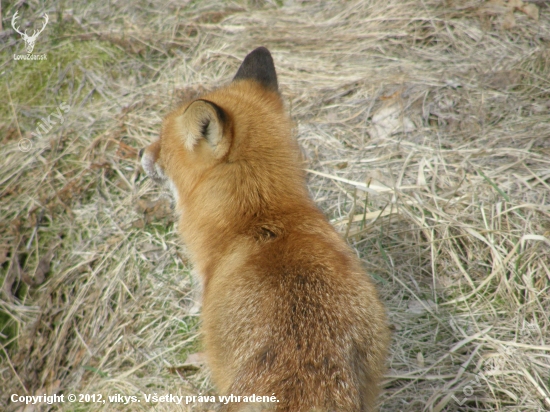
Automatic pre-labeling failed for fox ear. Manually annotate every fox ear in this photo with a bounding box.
[233,47,278,91]
[179,99,229,159]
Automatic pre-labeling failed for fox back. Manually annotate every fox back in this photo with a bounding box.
[141,47,390,412]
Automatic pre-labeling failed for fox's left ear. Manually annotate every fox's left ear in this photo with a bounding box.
[233,47,278,91]
[178,99,230,159]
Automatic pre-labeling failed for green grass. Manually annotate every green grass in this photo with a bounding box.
[3,39,123,123]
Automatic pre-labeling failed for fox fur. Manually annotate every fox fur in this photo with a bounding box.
[140,47,390,412]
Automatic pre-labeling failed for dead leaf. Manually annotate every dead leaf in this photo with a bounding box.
[390,323,401,331]
[115,141,138,159]
[502,10,516,29]
[168,352,206,376]
[107,235,124,245]
[131,219,145,229]
[478,0,507,18]
[508,0,523,8]
[137,198,173,223]
[185,352,206,365]
[482,70,522,90]
[520,4,539,21]
[4,253,21,297]
[365,169,393,188]
[407,299,437,315]
[368,104,415,140]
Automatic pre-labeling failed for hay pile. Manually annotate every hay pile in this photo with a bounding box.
[1,0,549,411]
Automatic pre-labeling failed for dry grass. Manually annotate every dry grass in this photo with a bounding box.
[1,0,549,411]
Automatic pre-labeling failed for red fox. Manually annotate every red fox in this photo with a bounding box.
[140,47,390,411]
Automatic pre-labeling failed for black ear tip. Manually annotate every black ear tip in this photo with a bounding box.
[233,47,278,91]
[243,47,274,68]
[248,46,272,58]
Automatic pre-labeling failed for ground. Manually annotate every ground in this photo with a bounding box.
[1,0,549,411]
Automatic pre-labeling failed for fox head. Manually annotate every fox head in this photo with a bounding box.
[140,47,306,228]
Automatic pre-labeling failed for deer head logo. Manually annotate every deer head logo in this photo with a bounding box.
[12,11,49,54]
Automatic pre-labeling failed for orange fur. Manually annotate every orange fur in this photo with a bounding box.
[141,48,390,412]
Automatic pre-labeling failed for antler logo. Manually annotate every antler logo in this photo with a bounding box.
[12,11,49,54]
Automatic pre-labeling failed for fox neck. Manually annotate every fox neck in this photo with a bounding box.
[176,183,317,281]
